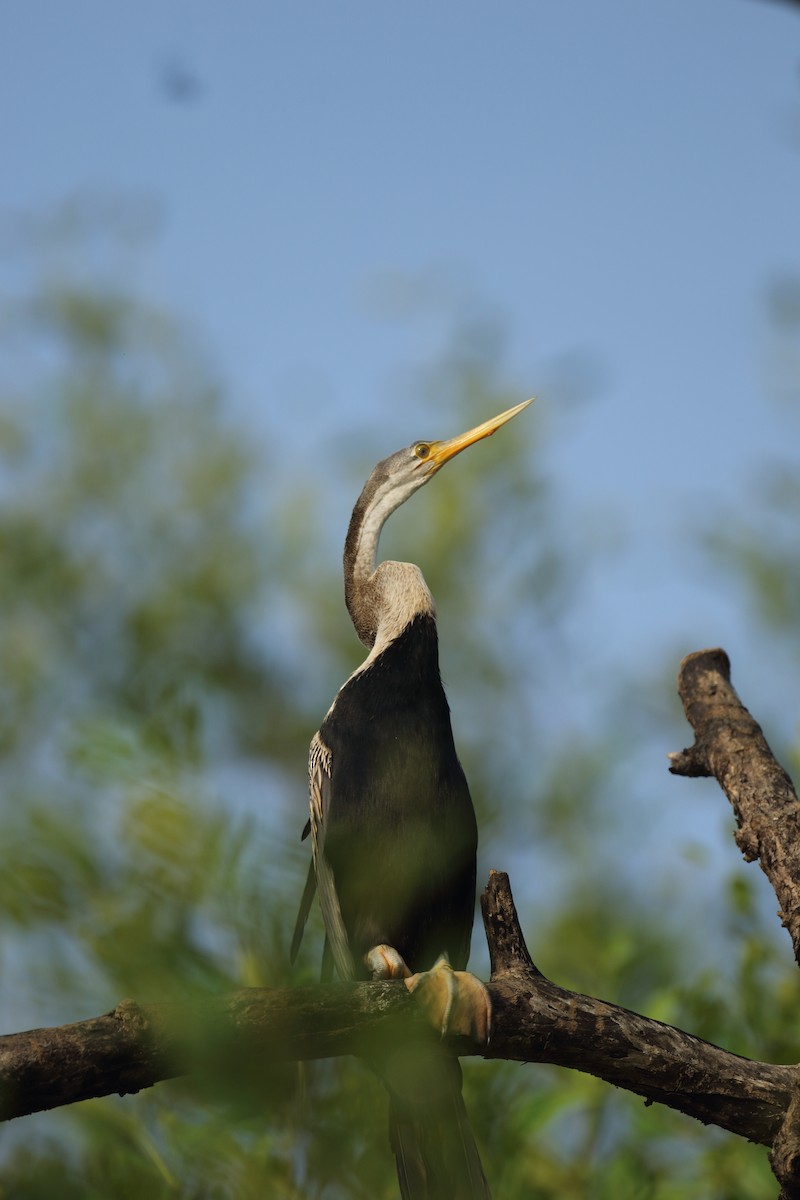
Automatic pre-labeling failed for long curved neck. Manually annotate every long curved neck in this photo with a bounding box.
[343,488,389,646]
[343,476,433,649]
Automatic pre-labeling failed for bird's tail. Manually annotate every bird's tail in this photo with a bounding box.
[381,1047,490,1199]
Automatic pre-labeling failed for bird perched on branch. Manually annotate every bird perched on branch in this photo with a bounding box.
[292,399,532,1199]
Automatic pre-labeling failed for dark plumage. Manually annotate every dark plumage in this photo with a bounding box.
[292,400,531,1199]
[320,612,476,977]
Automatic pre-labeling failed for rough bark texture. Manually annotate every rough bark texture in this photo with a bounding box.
[481,872,796,1146]
[668,648,800,965]
[0,983,412,1122]
[771,1082,800,1200]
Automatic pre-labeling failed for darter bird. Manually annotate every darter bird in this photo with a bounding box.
[292,399,532,1199]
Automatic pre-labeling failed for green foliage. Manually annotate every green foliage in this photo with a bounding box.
[1,213,798,1197]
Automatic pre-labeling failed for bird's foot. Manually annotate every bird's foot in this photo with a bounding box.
[365,944,412,980]
[404,955,492,1045]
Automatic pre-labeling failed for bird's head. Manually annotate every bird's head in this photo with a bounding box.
[365,397,534,516]
[409,396,533,479]
[344,399,533,647]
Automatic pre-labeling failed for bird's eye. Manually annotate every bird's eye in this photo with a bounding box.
[414,442,431,460]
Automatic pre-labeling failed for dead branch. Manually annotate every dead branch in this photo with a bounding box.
[668,647,800,965]
[481,871,796,1145]
[1,872,795,1148]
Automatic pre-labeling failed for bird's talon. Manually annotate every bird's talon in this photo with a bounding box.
[365,944,412,981]
[405,958,491,1045]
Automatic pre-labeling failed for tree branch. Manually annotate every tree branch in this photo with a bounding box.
[1,872,796,1149]
[0,980,412,1122]
[770,1081,800,1199]
[480,871,794,1145]
[668,647,800,965]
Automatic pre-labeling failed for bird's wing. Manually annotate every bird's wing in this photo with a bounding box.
[308,731,355,980]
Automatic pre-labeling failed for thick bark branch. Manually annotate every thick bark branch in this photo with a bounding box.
[668,648,800,965]
[481,872,795,1146]
[0,981,412,1122]
[1,872,796,1150]
[771,1082,800,1199]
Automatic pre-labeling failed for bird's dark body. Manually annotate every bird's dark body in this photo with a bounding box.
[320,613,476,978]
[293,402,531,1200]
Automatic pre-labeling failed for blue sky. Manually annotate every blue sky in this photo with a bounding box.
[4,4,797,534]
[4,4,797,462]
[2,2,800,931]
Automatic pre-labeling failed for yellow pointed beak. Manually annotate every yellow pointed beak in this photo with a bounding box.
[425,398,533,471]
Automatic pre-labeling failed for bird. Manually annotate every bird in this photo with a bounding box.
[291,399,532,1199]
